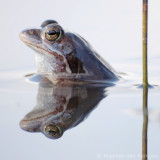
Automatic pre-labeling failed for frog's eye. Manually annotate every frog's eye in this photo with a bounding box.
[43,124,63,139]
[45,26,62,41]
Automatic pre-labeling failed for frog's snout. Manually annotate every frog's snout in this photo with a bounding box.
[19,29,41,44]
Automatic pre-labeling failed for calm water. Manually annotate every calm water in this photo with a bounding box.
[0,58,160,160]
[1,0,160,160]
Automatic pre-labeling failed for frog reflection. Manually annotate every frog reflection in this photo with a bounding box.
[20,79,112,139]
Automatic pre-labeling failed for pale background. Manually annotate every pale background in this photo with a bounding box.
[0,1,160,160]
[1,0,160,72]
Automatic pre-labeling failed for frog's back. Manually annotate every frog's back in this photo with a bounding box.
[66,32,118,82]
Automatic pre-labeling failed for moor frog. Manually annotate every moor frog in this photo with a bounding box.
[20,20,118,83]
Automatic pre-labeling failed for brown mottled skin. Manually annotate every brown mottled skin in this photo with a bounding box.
[20,20,118,83]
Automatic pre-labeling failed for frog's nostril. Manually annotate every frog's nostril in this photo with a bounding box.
[19,29,41,44]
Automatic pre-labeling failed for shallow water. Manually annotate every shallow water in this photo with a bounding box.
[0,57,160,160]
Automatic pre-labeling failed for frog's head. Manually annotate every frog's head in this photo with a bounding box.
[20,20,85,75]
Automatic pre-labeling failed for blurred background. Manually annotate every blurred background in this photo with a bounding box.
[1,0,160,72]
[0,0,160,160]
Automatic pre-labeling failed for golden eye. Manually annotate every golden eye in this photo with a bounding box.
[44,124,63,139]
[45,27,61,41]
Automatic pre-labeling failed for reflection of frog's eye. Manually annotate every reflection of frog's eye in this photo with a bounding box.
[44,124,63,139]
[45,27,61,41]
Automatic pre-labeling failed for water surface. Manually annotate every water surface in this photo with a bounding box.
[0,57,160,160]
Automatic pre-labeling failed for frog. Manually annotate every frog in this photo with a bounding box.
[20,79,111,139]
[20,20,118,83]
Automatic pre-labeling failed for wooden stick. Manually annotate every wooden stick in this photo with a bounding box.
[142,1,148,159]
[143,0,148,87]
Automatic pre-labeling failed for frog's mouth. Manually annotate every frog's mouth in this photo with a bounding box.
[19,29,63,61]
[19,105,65,132]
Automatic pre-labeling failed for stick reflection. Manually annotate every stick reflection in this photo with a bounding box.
[142,85,148,160]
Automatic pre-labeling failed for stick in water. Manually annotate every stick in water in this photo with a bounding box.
[142,1,148,160]
[143,0,148,87]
